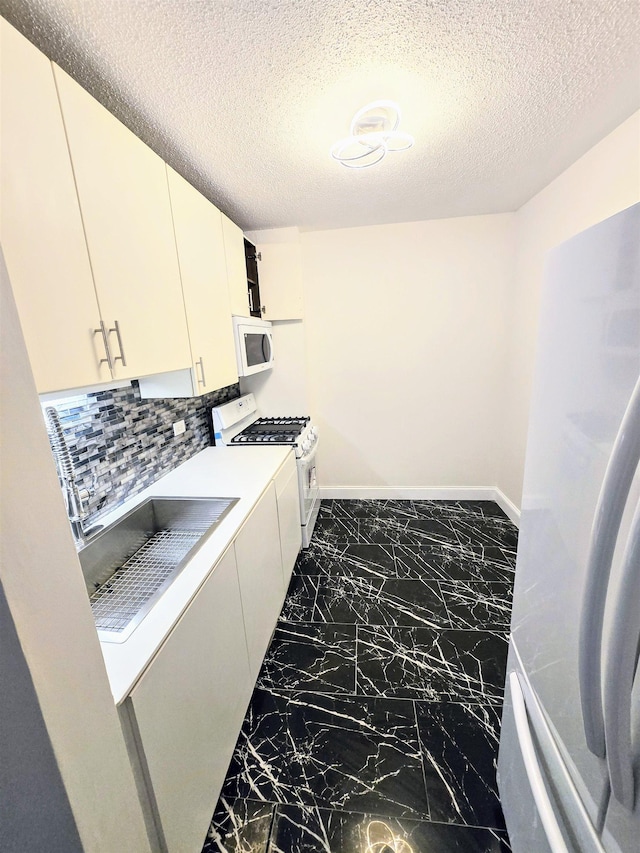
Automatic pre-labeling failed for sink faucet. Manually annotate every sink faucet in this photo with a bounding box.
[44,406,91,548]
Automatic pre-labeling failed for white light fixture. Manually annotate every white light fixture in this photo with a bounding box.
[330,100,414,169]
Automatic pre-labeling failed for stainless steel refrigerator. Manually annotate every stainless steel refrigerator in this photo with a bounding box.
[497,202,640,853]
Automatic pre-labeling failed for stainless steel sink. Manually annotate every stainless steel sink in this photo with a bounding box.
[80,496,239,643]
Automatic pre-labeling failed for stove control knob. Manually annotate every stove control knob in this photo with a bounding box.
[302,439,311,452]
[311,426,318,438]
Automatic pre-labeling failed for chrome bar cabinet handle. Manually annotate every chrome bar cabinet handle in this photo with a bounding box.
[109,319,127,367]
[196,357,206,387]
[94,320,114,371]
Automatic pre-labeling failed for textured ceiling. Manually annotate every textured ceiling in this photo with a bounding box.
[2,0,639,231]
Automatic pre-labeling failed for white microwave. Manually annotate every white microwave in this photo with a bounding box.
[233,316,274,376]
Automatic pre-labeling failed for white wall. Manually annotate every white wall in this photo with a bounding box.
[300,214,516,492]
[0,252,152,852]
[239,321,309,414]
[498,110,640,508]
[242,112,639,512]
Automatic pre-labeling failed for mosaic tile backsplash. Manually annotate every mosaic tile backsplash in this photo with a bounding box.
[43,380,240,529]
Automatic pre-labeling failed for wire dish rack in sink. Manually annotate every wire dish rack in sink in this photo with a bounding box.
[80,496,238,643]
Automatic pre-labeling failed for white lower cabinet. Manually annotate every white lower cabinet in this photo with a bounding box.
[122,455,300,852]
[125,546,252,853]
[234,482,286,678]
[274,453,302,589]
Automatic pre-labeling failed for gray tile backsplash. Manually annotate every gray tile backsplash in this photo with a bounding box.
[44,380,240,527]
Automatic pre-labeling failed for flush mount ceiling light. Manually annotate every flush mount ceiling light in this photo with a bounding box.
[330,100,414,169]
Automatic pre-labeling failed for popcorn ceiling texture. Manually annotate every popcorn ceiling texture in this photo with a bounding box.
[2,1,639,231]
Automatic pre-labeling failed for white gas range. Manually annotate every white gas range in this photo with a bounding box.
[211,393,320,547]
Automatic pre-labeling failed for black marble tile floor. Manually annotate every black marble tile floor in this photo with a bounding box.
[203,499,516,853]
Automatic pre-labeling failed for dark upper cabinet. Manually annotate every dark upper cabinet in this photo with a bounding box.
[244,238,262,318]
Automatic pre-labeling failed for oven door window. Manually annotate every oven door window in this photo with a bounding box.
[245,332,271,367]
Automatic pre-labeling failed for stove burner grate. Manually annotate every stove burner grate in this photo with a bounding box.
[230,415,310,446]
[231,432,298,444]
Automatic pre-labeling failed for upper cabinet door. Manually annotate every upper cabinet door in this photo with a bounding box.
[221,212,251,317]
[0,22,109,393]
[257,241,304,320]
[53,65,191,381]
[166,167,238,394]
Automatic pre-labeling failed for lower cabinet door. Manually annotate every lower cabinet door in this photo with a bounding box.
[275,455,302,590]
[234,483,285,679]
[127,547,252,853]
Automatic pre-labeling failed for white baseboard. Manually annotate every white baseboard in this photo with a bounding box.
[319,486,521,527]
[319,486,498,501]
[492,488,521,526]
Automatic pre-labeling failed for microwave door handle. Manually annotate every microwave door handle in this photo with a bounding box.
[579,375,640,758]
[262,334,272,363]
[603,496,640,810]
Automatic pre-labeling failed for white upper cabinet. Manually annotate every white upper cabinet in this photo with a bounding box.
[221,212,251,317]
[256,241,304,320]
[53,65,191,381]
[0,21,109,393]
[167,167,237,393]
[244,229,305,320]
[139,168,238,398]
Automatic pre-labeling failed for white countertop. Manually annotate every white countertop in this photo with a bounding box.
[97,444,293,704]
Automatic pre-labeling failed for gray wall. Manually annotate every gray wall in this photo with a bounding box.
[1,248,152,851]
[0,581,83,853]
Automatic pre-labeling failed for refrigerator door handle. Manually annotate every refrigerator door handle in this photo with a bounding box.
[579,375,640,758]
[603,496,640,810]
[510,671,570,853]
